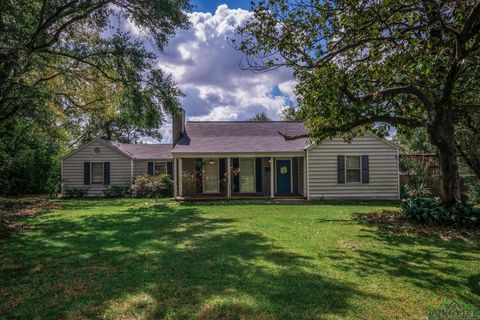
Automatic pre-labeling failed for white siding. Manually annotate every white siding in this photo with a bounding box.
[307,135,399,200]
[62,141,131,196]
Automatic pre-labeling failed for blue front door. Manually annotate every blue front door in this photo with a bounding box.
[276,159,291,193]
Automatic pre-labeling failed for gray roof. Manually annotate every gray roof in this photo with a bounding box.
[105,140,173,159]
[173,121,308,153]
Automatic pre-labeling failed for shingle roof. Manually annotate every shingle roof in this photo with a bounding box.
[105,140,173,159]
[173,121,308,153]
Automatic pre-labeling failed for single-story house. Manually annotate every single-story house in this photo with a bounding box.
[62,109,400,200]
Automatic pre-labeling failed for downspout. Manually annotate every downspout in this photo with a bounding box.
[130,159,134,188]
[306,149,310,200]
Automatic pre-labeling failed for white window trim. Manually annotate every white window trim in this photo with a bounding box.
[91,162,104,185]
[345,155,362,184]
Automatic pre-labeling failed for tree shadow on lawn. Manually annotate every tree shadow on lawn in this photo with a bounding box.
[0,202,382,319]
[324,211,480,307]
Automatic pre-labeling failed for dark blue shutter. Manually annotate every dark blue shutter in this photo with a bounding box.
[255,157,262,192]
[233,158,239,192]
[167,161,173,175]
[104,162,110,185]
[361,155,369,183]
[147,162,154,176]
[219,158,226,178]
[219,158,226,193]
[84,162,90,185]
[196,158,203,193]
[337,156,345,184]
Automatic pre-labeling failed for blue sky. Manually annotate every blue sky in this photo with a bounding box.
[125,2,296,142]
[190,0,253,13]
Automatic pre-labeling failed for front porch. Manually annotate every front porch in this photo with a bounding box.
[173,156,306,199]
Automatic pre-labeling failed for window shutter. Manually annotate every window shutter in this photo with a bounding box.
[147,162,154,175]
[167,161,173,175]
[84,162,90,185]
[232,158,240,192]
[337,156,345,184]
[255,157,262,193]
[104,162,110,185]
[362,155,369,183]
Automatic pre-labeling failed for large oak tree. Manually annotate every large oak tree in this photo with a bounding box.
[0,0,189,143]
[236,0,480,205]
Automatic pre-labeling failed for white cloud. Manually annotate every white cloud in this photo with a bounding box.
[189,106,238,121]
[129,4,296,143]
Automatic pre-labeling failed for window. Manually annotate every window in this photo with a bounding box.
[154,162,167,175]
[239,158,255,192]
[91,162,104,184]
[346,156,361,183]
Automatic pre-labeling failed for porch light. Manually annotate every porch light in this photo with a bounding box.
[209,159,215,165]
[268,159,272,164]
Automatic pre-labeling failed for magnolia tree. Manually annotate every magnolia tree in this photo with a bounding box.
[236,0,480,206]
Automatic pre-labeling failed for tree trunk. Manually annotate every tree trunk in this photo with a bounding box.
[428,111,462,206]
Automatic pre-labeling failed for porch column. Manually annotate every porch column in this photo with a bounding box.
[270,156,274,198]
[227,157,231,199]
[173,157,177,198]
[178,158,183,197]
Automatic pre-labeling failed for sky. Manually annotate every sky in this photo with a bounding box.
[127,1,297,143]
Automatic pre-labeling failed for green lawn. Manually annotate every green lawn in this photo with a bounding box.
[1,199,479,319]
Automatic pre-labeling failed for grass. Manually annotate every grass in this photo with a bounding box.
[0,199,479,319]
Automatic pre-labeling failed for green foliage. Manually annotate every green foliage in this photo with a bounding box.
[401,198,479,226]
[248,112,271,121]
[404,183,431,199]
[0,109,66,195]
[400,157,433,186]
[1,199,479,319]
[236,0,480,204]
[396,128,436,153]
[0,0,190,195]
[465,178,480,205]
[63,187,88,198]
[103,185,131,198]
[131,174,173,198]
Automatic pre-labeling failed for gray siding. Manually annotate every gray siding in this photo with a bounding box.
[307,135,399,200]
[62,140,132,196]
[134,160,150,177]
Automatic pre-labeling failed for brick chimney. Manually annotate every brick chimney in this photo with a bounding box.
[172,108,185,146]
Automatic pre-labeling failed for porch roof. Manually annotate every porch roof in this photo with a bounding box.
[172,121,309,153]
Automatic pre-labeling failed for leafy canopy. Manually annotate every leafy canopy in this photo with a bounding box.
[0,0,190,142]
[236,0,480,140]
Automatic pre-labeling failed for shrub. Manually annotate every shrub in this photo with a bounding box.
[64,187,88,198]
[465,178,480,205]
[404,183,431,198]
[104,185,130,198]
[131,174,173,198]
[401,197,479,226]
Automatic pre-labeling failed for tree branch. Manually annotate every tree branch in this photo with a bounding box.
[340,82,434,110]
[278,115,424,140]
